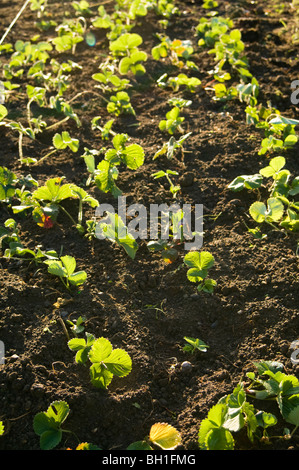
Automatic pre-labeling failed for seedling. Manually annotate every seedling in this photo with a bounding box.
[44,255,87,290]
[52,17,86,54]
[33,401,71,450]
[153,132,192,160]
[183,337,209,354]
[68,335,132,389]
[32,176,99,231]
[183,251,216,293]
[66,315,86,336]
[245,360,299,439]
[245,106,299,155]
[109,33,148,76]
[92,67,130,93]
[96,212,138,259]
[229,157,299,232]
[147,239,179,264]
[151,169,181,198]
[159,98,191,135]
[198,382,277,450]
[0,166,18,202]
[152,34,195,68]
[95,133,144,197]
[157,73,201,93]
[91,117,115,140]
[128,422,181,450]
[106,91,135,116]
[249,197,284,230]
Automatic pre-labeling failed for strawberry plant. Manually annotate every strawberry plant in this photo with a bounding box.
[184,251,216,293]
[151,169,181,198]
[96,212,138,259]
[33,400,71,450]
[44,255,87,290]
[183,337,209,354]
[94,133,144,197]
[157,72,201,93]
[229,156,299,233]
[106,91,135,116]
[153,132,192,160]
[246,361,299,439]
[198,382,277,450]
[68,334,132,389]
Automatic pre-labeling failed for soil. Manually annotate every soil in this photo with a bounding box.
[0,0,298,452]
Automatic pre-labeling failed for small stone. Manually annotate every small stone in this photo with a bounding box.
[181,361,192,373]
[9,354,20,362]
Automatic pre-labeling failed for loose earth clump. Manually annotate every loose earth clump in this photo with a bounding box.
[0,0,298,451]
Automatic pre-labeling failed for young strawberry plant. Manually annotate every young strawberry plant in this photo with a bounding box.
[94,133,144,197]
[151,169,181,198]
[229,156,299,233]
[96,212,138,259]
[245,360,299,440]
[183,337,209,354]
[183,251,216,293]
[153,132,192,161]
[33,400,71,450]
[157,72,201,93]
[106,90,135,116]
[44,255,87,290]
[68,334,132,389]
[198,382,277,450]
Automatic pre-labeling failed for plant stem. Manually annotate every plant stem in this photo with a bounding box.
[27,99,33,132]
[18,131,23,162]
[58,204,77,226]
[46,116,70,131]
[33,148,57,166]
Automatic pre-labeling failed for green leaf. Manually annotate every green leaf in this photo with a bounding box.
[127,441,153,450]
[249,198,284,224]
[228,174,262,191]
[68,333,95,363]
[45,260,67,278]
[184,251,214,283]
[68,271,87,286]
[90,362,114,388]
[33,401,70,450]
[0,104,8,121]
[33,177,73,203]
[88,337,132,389]
[99,212,138,259]
[122,144,144,169]
[104,348,132,378]
[259,156,286,178]
[53,131,79,152]
[205,427,234,450]
[284,134,298,147]
[61,255,76,276]
[198,403,234,450]
[88,337,113,364]
[183,337,209,353]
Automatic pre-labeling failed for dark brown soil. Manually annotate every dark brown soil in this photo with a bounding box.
[0,0,298,451]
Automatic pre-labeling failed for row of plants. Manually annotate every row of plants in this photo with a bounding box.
[0,0,298,450]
